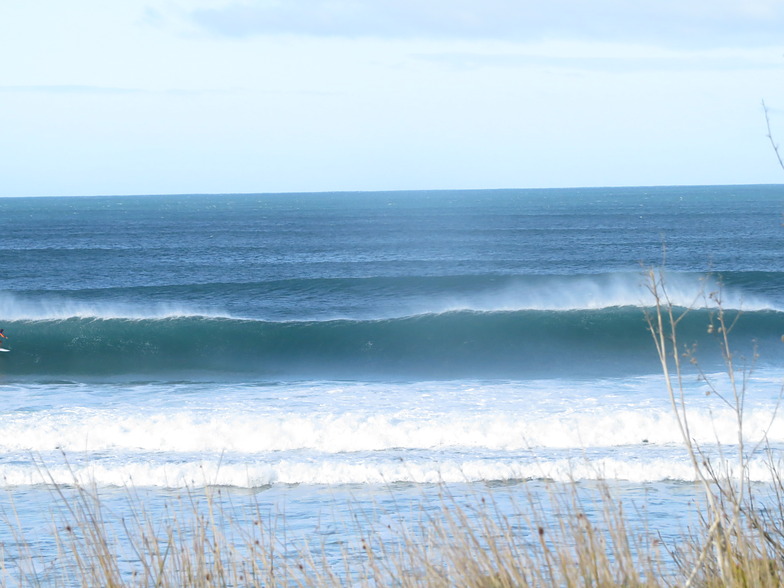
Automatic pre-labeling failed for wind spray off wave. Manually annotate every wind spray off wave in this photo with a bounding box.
[2,271,780,324]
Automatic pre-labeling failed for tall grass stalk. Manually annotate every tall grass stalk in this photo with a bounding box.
[645,266,784,587]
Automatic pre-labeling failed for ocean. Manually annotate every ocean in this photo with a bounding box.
[0,184,783,579]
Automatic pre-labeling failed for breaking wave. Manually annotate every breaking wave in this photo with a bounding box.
[1,306,781,378]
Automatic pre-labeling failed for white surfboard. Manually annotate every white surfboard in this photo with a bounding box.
[0,349,9,352]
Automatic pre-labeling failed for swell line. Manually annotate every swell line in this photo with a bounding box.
[1,308,781,378]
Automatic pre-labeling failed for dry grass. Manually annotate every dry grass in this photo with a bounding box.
[0,469,782,585]
[4,467,782,587]
[1,477,675,587]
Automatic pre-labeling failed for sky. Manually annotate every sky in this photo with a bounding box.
[1,1,783,197]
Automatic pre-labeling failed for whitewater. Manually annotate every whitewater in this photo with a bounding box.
[0,185,782,573]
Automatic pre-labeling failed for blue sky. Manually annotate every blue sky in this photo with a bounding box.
[1,1,783,196]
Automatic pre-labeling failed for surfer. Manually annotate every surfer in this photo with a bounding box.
[0,329,7,349]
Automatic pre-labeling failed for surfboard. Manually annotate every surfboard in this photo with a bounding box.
[0,349,9,352]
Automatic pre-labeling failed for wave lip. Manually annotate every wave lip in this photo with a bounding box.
[2,271,781,324]
[0,291,229,321]
[425,271,782,315]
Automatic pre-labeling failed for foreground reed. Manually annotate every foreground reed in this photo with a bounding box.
[2,475,673,587]
[644,266,784,587]
[1,470,782,587]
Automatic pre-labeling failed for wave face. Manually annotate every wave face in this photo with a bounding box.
[3,306,782,378]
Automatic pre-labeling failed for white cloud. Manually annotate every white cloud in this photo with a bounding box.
[183,0,784,49]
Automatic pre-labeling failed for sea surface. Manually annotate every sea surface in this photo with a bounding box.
[0,185,783,579]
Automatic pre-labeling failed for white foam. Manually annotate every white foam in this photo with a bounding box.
[1,403,782,454]
[1,375,783,489]
[0,451,778,488]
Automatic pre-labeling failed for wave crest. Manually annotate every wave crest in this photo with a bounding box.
[1,307,782,378]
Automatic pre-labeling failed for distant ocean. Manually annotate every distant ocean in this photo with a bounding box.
[1,185,783,575]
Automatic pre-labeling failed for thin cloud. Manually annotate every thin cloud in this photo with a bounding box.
[414,50,784,73]
[0,85,143,95]
[0,85,240,97]
[185,0,784,49]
